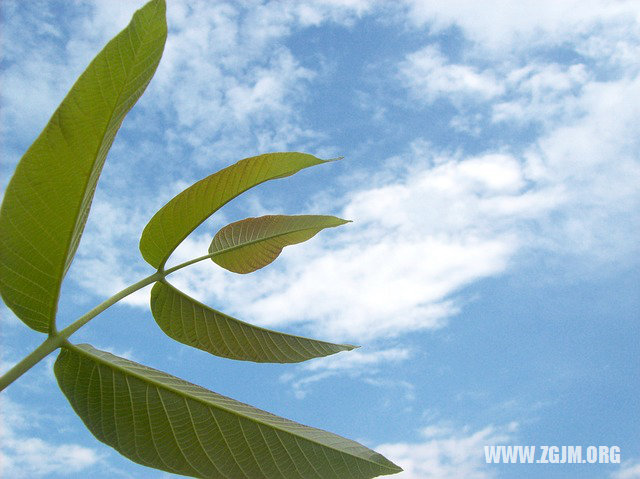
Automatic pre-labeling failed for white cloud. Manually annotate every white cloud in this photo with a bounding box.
[396,0,640,138]
[146,0,380,163]
[280,347,412,399]
[0,0,372,178]
[130,144,565,348]
[213,148,559,342]
[240,235,504,340]
[0,1,141,163]
[492,63,589,125]
[612,461,640,479]
[67,199,154,311]
[400,45,505,104]
[152,1,320,161]
[2,3,638,477]
[577,21,640,74]
[158,64,639,346]
[304,347,410,372]
[393,3,640,268]
[377,422,518,479]
[0,396,102,478]
[523,76,640,260]
[6,0,637,358]
[400,0,640,53]
[398,49,593,136]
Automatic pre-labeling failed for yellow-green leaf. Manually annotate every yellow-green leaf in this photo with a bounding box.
[210,214,350,274]
[139,153,336,269]
[151,280,356,363]
[54,344,403,478]
[0,0,167,333]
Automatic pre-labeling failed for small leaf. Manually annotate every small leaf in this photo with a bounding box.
[139,153,337,269]
[54,344,403,478]
[151,280,356,363]
[0,0,167,333]
[210,214,349,274]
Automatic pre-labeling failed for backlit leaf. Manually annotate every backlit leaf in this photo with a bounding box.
[210,214,350,274]
[0,0,167,333]
[151,280,356,363]
[139,153,336,269]
[54,343,403,478]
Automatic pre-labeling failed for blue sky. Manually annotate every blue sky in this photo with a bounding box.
[1,1,639,478]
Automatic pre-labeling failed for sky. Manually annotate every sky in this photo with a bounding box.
[1,0,639,478]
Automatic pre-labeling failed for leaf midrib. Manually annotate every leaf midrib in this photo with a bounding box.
[64,5,162,260]
[52,1,164,333]
[156,280,356,349]
[211,219,350,254]
[145,155,338,270]
[69,343,395,471]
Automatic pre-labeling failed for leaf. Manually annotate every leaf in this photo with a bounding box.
[0,0,167,333]
[209,214,350,274]
[150,280,356,363]
[54,344,403,478]
[139,153,337,270]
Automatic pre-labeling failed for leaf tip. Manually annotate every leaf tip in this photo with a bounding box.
[325,156,345,163]
[333,217,352,227]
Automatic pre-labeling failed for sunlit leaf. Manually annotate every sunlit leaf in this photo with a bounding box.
[0,0,167,333]
[54,344,403,478]
[209,214,349,274]
[151,280,356,363]
[139,153,337,269]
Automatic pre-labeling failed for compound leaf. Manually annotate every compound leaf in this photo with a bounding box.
[209,214,350,274]
[139,153,336,269]
[54,343,403,479]
[0,0,167,333]
[151,280,356,363]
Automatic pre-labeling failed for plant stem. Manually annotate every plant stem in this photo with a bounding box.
[0,335,67,392]
[163,252,217,275]
[57,271,164,340]
[0,253,219,392]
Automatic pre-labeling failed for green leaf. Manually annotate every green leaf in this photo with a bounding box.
[150,280,356,363]
[210,214,350,274]
[0,0,167,333]
[54,343,403,478]
[139,153,336,270]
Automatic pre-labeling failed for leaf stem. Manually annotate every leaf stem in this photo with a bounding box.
[0,335,66,392]
[0,253,220,392]
[163,252,218,275]
[58,271,164,339]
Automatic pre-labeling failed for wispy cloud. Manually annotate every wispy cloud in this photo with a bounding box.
[0,396,102,478]
[522,75,640,261]
[400,45,505,104]
[206,146,558,342]
[491,63,589,126]
[611,460,640,479]
[400,0,640,52]
[5,0,638,372]
[146,0,382,164]
[280,347,412,398]
[152,2,320,163]
[377,421,518,479]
